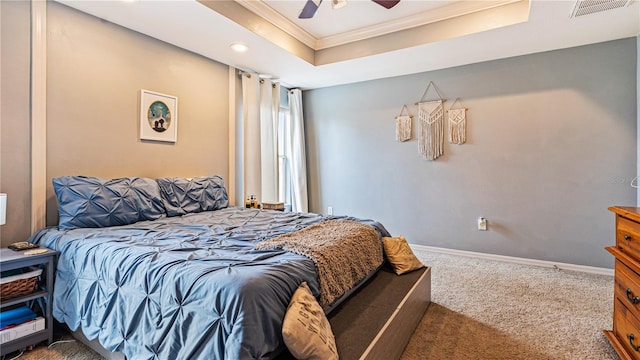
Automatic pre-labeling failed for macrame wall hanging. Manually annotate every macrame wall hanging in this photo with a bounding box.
[415,81,445,161]
[394,105,413,142]
[447,98,468,145]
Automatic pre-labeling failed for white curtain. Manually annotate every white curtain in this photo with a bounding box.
[287,89,308,213]
[241,74,279,204]
[260,81,279,203]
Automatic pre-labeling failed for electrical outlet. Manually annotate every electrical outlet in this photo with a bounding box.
[478,217,487,230]
[327,206,333,215]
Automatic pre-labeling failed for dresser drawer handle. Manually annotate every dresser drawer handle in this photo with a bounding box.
[629,334,640,352]
[625,234,632,241]
[627,289,640,304]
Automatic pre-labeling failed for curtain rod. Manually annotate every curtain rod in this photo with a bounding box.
[237,70,280,88]
[237,69,255,78]
[237,69,277,82]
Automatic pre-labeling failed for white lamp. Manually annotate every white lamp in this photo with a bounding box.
[0,193,6,225]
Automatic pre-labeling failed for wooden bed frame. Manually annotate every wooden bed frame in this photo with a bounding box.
[349,266,431,359]
[70,265,431,360]
[328,265,431,360]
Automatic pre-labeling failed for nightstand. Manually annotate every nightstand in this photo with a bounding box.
[0,248,57,356]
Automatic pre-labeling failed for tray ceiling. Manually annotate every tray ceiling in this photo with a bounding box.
[54,0,640,89]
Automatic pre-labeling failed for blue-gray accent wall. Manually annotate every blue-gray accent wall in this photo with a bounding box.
[304,38,637,268]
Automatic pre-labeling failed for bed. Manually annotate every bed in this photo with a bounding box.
[29,175,393,359]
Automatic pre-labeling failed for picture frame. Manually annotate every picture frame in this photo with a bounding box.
[140,89,178,143]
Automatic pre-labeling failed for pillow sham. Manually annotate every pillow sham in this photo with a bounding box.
[382,236,425,275]
[156,175,229,217]
[282,282,339,360]
[53,176,165,230]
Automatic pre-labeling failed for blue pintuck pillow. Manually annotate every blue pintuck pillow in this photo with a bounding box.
[53,176,166,230]
[156,175,229,217]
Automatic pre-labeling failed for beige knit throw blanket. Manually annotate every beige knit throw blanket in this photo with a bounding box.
[255,219,383,307]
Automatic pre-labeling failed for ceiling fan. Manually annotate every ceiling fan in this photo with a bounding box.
[299,0,401,19]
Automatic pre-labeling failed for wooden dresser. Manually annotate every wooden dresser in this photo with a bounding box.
[605,206,640,360]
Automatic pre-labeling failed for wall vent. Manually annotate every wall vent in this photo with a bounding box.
[570,0,633,17]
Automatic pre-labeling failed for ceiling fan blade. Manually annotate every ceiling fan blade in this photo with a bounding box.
[299,0,323,19]
[372,0,400,9]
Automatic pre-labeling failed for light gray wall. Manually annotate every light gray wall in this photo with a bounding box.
[304,38,637,269]
[637,35,639,206]
[45,3,230,226]
[0,1,32,247]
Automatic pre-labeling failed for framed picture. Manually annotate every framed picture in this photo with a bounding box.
[140,89,178,143]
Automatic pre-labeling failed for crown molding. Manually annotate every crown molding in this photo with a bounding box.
[235,0,318,48]
[317,0,522,49]
[236,0,523,50]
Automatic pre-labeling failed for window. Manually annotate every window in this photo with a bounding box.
[277,105,292,208]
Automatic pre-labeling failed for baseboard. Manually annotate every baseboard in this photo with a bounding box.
[409,244,614,276]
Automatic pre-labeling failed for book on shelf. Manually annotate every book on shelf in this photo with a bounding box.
[0,306,37,329]
[0,317,45,344]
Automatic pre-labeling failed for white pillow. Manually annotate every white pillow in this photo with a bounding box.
[282,282,339,360]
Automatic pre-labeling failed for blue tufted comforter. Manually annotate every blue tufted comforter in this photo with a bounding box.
[30,207,388,359]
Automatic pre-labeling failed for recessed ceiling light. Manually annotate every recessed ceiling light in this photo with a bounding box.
[230,43,249,53]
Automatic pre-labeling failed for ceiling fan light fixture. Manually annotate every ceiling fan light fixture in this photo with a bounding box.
[331,0,348,10]
[299,0,397,19]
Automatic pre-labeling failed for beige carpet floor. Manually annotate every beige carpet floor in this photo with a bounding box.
[402,250,618,360]
[4,251,619,360]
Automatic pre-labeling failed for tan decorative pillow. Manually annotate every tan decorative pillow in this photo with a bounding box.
[382,236,425,275]
[282,282,339,360]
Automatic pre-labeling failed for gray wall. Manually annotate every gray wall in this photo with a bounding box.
[304,38,637,269]
[43,2,229,227]
[0,1,32,246]
[637,35,639,205]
